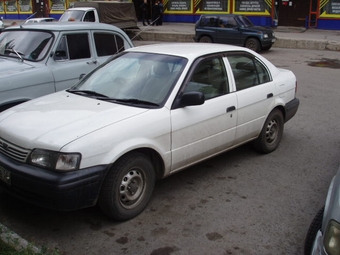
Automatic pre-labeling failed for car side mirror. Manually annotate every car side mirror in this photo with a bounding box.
[180,91,205,107]
[79,73,86,80]
[55,50,66,58]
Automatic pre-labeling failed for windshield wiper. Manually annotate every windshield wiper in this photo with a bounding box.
[4,48,24,61]
[114,98,159,106]
[67,90,159,106]
[67,89,109,99]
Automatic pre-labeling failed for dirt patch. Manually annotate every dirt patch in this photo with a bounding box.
[308,58,340,69]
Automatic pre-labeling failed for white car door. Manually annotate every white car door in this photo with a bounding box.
[47,32,99,91]
[226,53,276,144]
[171,56,237,172]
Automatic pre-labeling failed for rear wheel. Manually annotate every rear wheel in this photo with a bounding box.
[253,109,284,153]
[304,207,324,255]
[98,152,155,221]
[245,38,260,52]
[199,36,213,43]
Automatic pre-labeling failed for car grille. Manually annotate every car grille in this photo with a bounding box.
[0,138,30,163]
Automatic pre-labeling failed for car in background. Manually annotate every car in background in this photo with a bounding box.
[0,43,299,221]
[0,17,4,32]
[305,166,340,255]
[0,22,133,111]
[24,17,57,24]
[194,14,276,52]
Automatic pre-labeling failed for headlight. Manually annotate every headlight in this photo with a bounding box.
[324,220,340,255]
[263,33,269,38]
[29,149,81,171]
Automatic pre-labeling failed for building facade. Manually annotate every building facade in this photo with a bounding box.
[0,0,339,29]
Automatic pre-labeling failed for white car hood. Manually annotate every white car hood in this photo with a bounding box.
[0,58,34,77]
[0,91,149,150]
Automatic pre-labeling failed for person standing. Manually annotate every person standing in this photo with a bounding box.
[158,0,163,25]
[140,0,150,26]
[152,1,160,26]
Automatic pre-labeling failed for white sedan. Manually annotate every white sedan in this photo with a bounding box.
[24,17,57,24]
[0,43,299,220]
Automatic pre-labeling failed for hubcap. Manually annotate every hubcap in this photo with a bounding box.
[265,119,278,144]
[119,170,145,209]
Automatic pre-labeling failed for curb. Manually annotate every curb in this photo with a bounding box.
[135,31,340,51]
[0,222,41,253]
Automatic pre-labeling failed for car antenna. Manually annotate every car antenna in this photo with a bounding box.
[20,12,37,27]
[116,16,160,52]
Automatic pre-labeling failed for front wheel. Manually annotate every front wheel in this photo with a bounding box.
[98,152,155,221]
[199,36,213,43]
[253,109,284,153]
[245,38,260,52]
[304,207,324,255]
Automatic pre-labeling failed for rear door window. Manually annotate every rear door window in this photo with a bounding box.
[93,32,125,57]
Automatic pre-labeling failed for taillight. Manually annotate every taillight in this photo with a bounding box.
[295,81,298,94]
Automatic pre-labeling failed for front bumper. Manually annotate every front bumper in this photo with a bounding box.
[0,152,110,211]
[312,230,327,255]
[261,37,276,48]
[284,97,300,123]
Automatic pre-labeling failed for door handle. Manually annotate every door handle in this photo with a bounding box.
[86,60,98,65]
[226,106,236,112]
[267,93,273,98]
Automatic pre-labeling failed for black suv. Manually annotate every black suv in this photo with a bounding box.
[194,14,276,52]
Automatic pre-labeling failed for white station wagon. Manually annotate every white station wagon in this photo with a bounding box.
[0,43,299,220]
[0,22,134,111]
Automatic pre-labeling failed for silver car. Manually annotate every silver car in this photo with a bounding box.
[0,22,134,111]
[305,166,340,255]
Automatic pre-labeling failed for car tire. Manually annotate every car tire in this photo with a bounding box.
[304,206,324,255]
[245,38,260,52]
[98,152,155,221]
[261,45,272,51]
[199,36,213,43]
[253,109,284,153]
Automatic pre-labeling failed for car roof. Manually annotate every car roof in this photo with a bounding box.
[127,43,251,59]
[26,18,56,21]
[6,22,124,32]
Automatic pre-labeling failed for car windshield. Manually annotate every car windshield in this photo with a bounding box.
[237,16,254,28]
[0,30,53,61]
[59,10,86,21]
[69,52,187,107]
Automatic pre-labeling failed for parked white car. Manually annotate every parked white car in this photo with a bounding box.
[0,22,134,111]
[0,17,4,32]
[0,43,299,220]
[24,17,57,24]
[305,166,340,255]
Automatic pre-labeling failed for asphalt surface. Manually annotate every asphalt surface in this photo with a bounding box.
[0,19,340,253]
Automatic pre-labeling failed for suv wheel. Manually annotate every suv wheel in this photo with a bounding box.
[245,38,260,52]
[199,36,213,43]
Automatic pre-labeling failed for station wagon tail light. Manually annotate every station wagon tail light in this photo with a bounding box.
[29,149,81,171]
[324,220,340,255]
